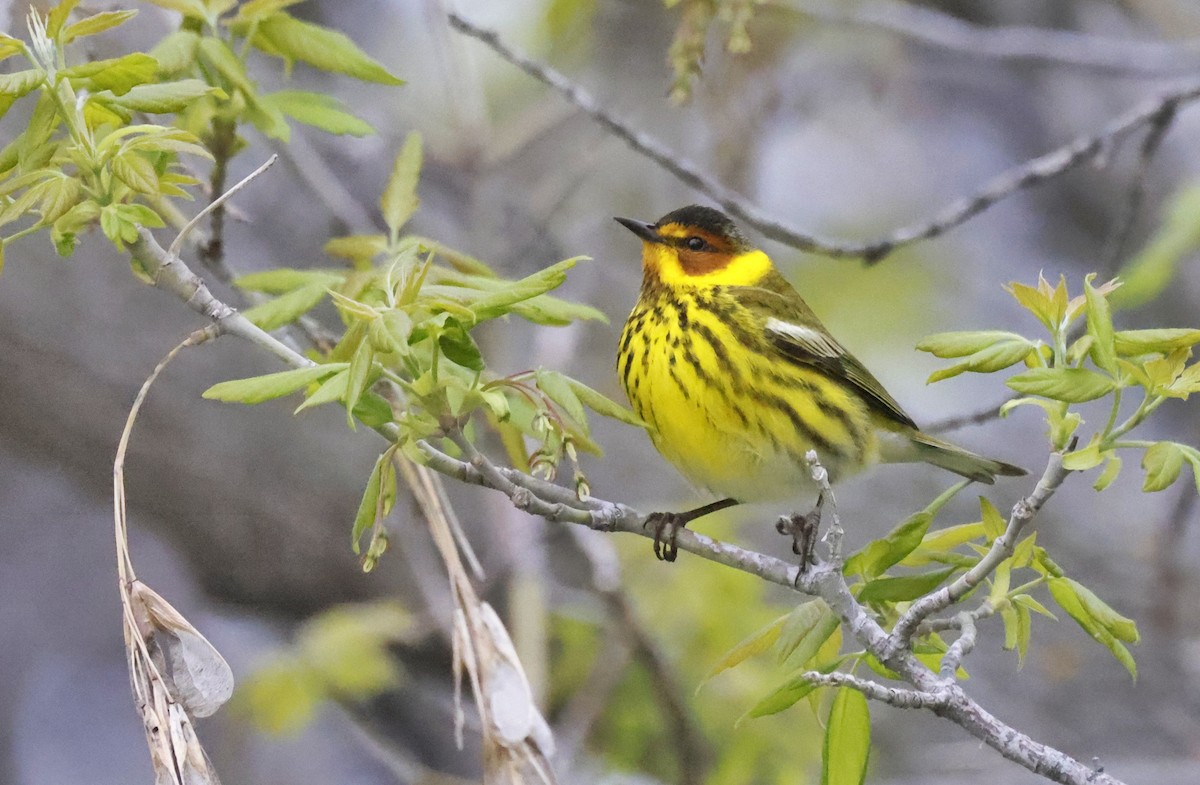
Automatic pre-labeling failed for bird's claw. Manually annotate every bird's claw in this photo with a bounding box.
[645,511,685,562]
[776,496,823,572]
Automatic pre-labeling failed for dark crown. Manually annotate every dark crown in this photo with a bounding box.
[655,205,750,250]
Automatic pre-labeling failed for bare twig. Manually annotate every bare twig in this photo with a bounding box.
[796,670,946,709]
[773,0,1200,77]
[939,612,978,679]
[924,397,1015,434]
[170,155,279,260]
[1100,103,1177,268]
[448,12,1200,265]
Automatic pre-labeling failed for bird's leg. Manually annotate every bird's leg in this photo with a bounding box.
[644,498,739,562]
[776,494,824,571]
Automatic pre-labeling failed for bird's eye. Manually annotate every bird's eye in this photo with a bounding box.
[685,236,706,251]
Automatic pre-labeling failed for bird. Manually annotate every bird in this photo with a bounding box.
[614,204,1025,562]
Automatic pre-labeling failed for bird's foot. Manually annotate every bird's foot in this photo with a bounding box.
[644,511,688,562]
[776,495,824,572]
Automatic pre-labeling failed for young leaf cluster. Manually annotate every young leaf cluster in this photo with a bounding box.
[0,3,216,261]
[920,274,1200,495]
[202,134,643,564]
[1,0,401,268]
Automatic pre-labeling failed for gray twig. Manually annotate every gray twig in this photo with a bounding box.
[924,397,1015,435]
[448,12,1200,265]
[774,0,1200,77]
[797,670,946,709]
[1100,103,1178,269]
[940,612,978,679]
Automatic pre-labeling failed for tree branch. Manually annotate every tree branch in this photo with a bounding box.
[890,451,1070,650]
[797,670,947,709]
[128,229,1125,785]
[773,0,1200,77]
[448,12,1200,265]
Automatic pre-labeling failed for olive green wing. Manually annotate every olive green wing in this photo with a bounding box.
[732,282,917,430]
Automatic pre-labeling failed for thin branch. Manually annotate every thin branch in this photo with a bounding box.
[796,671,946,709]
[169,154,278,260]
[773,0,1200,77]
[939,612,978,679]
[1100,103,1177,268]
[923,397,1015,434]
[890,451,1070,650]
[448,12,1200,265]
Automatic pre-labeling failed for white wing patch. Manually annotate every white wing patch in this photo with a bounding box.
[764,317,842,357]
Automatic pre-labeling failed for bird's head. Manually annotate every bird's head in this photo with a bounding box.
[615,205,774,287]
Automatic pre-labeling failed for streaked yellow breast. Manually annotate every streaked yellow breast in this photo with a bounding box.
[618,286,879,501]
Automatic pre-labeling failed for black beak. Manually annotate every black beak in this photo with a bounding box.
[614,216,660,243]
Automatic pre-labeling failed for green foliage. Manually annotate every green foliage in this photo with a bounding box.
[204,136,637,560]
[235,602,412,734]
[822,688,870,785]
[1,0,399,262]
[921,274,1200,493]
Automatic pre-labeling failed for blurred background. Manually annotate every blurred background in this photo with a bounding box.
[2,0,1200,782]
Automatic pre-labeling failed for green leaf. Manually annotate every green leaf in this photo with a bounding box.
[65,53,158,95]
[101,79,218,113]
[822,688,870,785]
[149,30,201,75]
[47,0,82,37]
[0,70,45,121]
[916,330,1029,358]
[1142,441,1185,492]
[844,480,969,578]
[746,659,842,719]
[62,10,138,42]
[1006,279,1058,332]
[779,609,840,671]
[1084,274,1117,374]
[927,339,1034,383]
[1006,367,1115,403]
[1048,578,1138,679]
[236,0,308,21]
[1094,453,1122,491]
[203,363,346,404]
[536,368,588,432]
[470,258,585,321]
[352,449,397,554]
[295,369,350,413]
[1062,438,1104,471]
[344,340,376,430]
[197,35,254,91]
[380,132,422,240]
[262,90,374,137]
[241,282,329,331]
[564,377,645,428]
[112,151,159,194]
[979,496,1006,540]
[703,613,787,682]
[857,566,957,603]
[437,323,484,371]
[1114,328,1200,356]
[235,268,342,294]
[252,13,404,85]
[1013,593,1057,620]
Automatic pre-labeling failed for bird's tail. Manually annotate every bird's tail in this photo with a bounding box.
[894,431,1027,484]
